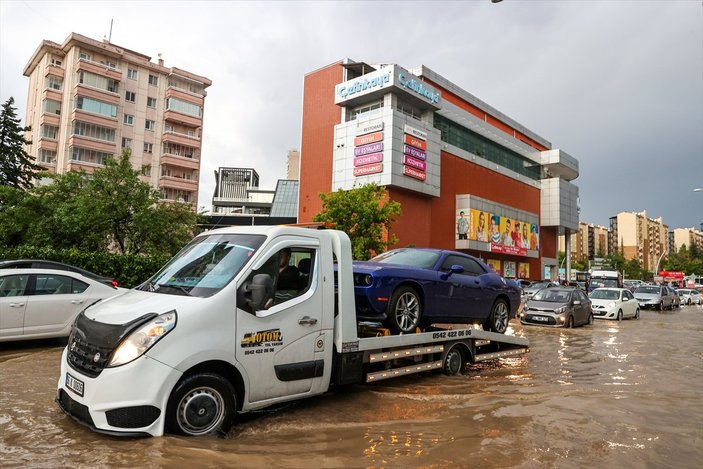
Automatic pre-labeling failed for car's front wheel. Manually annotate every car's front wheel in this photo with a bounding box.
[166,373,237,437]
[635,308,640,319]
[386,286,422,334]
[617,310,623,321]
[483,299,509,334]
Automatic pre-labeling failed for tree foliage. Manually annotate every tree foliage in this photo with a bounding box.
[0,97,42,189]
[663,244,703,276]
[0,149,198,257]
[313,183,402,260]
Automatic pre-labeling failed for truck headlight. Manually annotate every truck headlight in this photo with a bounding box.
[108,311,177,367]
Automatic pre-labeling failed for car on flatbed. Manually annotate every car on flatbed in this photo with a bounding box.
[351,248,521,335]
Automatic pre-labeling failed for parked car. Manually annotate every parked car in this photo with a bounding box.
[350,248,521,334]
[0,268,126,342]
[0,259,118,288]
[520,287,593,327]
[623,279,642,292]
[677,288,703,305]
[634,285,673,310]
[589,287,640,320]
[522,281,558,299]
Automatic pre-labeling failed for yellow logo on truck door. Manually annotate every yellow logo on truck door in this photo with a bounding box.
[240,328,283,355]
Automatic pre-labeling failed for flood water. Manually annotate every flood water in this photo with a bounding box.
[1,305,702,468]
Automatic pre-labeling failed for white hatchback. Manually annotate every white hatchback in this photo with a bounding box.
[590,287,640,320]
[0,268,126,342]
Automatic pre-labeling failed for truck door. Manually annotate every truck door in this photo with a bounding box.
[236,239,326,403]
[0,274,30,339]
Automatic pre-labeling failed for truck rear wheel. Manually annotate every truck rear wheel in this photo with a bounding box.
[166,373,236,437]
[443,345,465,375]
[385,286,422,334]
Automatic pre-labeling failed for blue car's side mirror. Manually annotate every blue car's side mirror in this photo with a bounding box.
[450,265,464,274]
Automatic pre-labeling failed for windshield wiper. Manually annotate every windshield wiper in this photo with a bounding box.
[158,284,193,296]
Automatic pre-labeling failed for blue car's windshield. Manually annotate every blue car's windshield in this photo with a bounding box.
[139,234,265,297]
[370,249,440,269]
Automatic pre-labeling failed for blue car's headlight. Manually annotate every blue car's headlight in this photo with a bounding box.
[354,274,373,286]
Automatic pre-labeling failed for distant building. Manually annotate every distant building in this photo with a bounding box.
[559,222,610,263]
[287,149,300,180]
[610,210,669,272]
[22,32,211,207]
[669,227,703,254]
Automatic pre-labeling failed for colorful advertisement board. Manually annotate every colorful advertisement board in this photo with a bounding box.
[504,261,516,278]
[487,259,502,276]
[518,262,530,279]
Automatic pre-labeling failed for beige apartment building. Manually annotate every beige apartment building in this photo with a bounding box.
[670,227,703,254]
[610,210,669,272]
[558,222,610,263]
[22,33,211,207]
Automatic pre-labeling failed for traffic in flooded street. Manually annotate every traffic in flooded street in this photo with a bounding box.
[1,305,701,468]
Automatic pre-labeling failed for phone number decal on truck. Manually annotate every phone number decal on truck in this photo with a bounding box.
[432,329,472,340]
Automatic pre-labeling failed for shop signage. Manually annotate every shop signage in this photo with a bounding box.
[354,153,383,167]
[354,163,383,177]
[355,121,384,136]
[398,72,440,104]
[403,134,427,151]
[403,124,427,141]
[403,155,426,171]
[354,131,383,147]
[490,243,527,257]
[403,166,426,181]
[403,144,426,160]
[354,142,383,156]
[338,72,392,99]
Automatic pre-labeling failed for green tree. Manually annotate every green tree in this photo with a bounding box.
[314,183,402,260]
[623,258,645,280]
[0,97,42,189]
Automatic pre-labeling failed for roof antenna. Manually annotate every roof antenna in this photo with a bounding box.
[108,18,113,42]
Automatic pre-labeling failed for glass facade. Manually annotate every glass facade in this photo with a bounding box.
[166,97,202,117]
[73,121,116,142]
[270,180,300,218]
[433,114,543,181]
[78,71,118,93]
[76,96,117,118]
[70,146,113,165]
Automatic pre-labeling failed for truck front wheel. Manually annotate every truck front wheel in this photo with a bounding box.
[166,373,237,437]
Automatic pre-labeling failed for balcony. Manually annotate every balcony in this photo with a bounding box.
[164,109,202,127]
[42,89,63,102]
[40,113,61,126]
[68,135,117,154]
[160,154,200,170]
[166,87,204,106]
[75,84,120,105]
[163,130,201,146]
[72,109,118,127]
[45,64,65,79]
[159,175,199,191]
[37,139,58,152]
[65,160,103,174]
[76,58,122,81]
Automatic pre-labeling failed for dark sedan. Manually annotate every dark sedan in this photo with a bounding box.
[351,248,521,334]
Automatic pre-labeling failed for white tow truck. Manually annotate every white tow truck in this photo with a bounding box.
[56,226,529,437]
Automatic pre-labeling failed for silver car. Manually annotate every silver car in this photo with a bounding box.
[634,285,673,310]
[677,288,703,305]
[520,287,593,328]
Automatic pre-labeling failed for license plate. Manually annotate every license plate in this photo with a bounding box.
[532,316,548,322]
[65,372,84,397]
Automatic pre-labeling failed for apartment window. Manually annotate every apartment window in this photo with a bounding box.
[121,137,132,149]
[164,124,173,132]
[163,143,197,159]
[148,74,158,86]
[38,149,57,164]
[143,143,153,153]
[42,99,62,115]
[141,165,151,177]
[73,121,116,143]
[397,101,422,121]
[125,91,136,103]
[166,97,202,117]
[49,57,63,67]
[145,120,155,131]
[45,76,63,91]
[79,52,91,61]
[70,146,112,165]
[127,68,138,80]
[123,114,134,125]
[78,71,119,93]
[350,101,383,121]
[146,97,157,108]
[102,60,117,70]
[40,124,59,140]
[76,96,117,118]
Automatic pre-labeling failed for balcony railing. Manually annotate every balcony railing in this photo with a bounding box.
[163,129,201,141]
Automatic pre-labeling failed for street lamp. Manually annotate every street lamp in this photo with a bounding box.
[654,250,666,278]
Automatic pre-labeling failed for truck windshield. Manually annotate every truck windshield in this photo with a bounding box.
[591,278,619,288]
[139,234,265,297]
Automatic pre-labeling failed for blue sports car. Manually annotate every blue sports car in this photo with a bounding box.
[352,248,521,334]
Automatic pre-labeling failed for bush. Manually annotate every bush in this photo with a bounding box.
[0,245,170,288]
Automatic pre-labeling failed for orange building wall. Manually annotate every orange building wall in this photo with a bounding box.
[299,62,344,222]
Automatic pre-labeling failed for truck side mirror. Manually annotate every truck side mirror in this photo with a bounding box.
[241,274,274,311]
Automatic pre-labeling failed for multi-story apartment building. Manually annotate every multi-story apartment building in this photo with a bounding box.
[669,227,703,254]
[559,222,610,263]
[22,33,211,207]
[609,210,669,272]
[286,149,300,180]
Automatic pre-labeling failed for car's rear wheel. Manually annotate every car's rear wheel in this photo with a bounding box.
[385,286,422,334]
[617,310,623,321]
[483,299,509,334]
[635,308,640,319]
[443,345,465,375]
[587,313,594,325]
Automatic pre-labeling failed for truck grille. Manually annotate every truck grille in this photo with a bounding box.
[67,333,112,378]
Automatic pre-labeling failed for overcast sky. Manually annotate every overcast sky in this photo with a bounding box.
[1,0,701,230]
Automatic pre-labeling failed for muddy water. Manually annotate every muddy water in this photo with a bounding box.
[1,306,702,468]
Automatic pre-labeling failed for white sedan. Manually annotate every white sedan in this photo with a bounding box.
[0,268,126,342]
[590,287,640,320]
[677,288,703,305]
